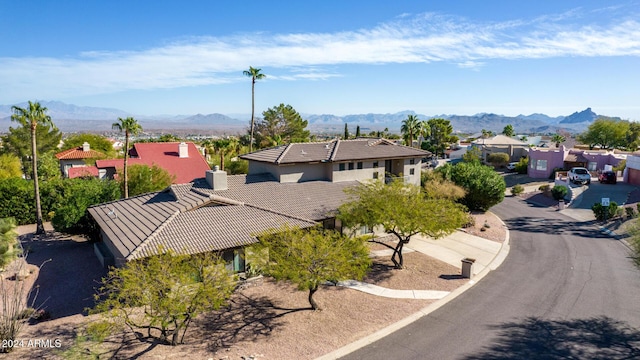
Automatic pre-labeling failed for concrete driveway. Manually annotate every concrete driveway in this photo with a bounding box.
[562,179,638,221]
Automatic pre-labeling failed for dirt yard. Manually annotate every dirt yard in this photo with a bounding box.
[6,214,506,360]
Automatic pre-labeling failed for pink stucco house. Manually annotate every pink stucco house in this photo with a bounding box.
[528,145,627,179]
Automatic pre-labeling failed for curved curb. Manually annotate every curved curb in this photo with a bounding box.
[316,214,511,360]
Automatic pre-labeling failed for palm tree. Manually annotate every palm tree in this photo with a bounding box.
[401,115,421,147]
[551,134,566,148]
[11,101,54,234]
[112,117,142,199]
[243,66,266,153]
[213,138,234,171]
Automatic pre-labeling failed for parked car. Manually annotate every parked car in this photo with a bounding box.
[598,170,617,184]
[506,162,518,171]
[568,167,591,185]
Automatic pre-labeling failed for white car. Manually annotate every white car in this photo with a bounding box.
[568,167,591,185]
[506,162,518,171]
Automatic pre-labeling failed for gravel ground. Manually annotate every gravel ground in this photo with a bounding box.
[7,213,506,360]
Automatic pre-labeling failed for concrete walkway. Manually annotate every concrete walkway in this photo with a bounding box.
[335,228,508,299]
[318,216,511,360]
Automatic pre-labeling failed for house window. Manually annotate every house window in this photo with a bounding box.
[588,162,597,171]
[358,224,373,236]
[373,161,379,168]
[339,163,345,171]
[410,168,415,175]
[357,162,363,169]
[373,172,379,179]
[348,162,354,170]
[536,159,547,171]
[409,159,415,165]
[222,248,245,272]
[530,159,536,169]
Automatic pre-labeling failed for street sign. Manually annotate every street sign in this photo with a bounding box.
[602,198,610,206]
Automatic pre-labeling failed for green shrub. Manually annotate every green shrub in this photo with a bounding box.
[514,158,528,174]
[0,178,35,225]
[626,207,637,219]
[436,162,506,211]
[487,153,509,167]
[551,185,569,201]
[511,184,524,196]
[591,201,619,221]
[52,178,120,234]
[539,184,550,193]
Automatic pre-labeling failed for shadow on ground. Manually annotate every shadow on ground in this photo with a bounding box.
[200,293,303,353]
[503,216,611,239]
[20,231,106,319]
[463,316,640,359]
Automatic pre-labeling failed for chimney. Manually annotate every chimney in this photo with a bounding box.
[206,166,227,191]
[179,142,188,158]
[82,142,90,152]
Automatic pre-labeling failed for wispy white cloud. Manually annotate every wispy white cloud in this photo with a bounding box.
[1,7,639,101]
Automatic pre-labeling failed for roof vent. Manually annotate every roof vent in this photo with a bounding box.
[179,142,188,158]
[325,144,330,149]
[301,150,307,155]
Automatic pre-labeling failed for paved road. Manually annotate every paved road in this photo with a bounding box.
[571,181,637,209]
[341,197,640,359]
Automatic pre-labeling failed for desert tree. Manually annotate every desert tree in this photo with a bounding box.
[243,66,266,152]
[111,117,142,198]
[254,103,310,148]
[93,250,235,346]
[502,124,515,137]
[255,225,370,310]
[344,123,349,139]
[424,118,457,158]
[338,180,468,269]
[118,164,175,197]
[487,152,510,168]
[10,101,56,234]
[577,117,629,150]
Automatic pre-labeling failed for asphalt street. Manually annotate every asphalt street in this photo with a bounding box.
[341,197,640,359]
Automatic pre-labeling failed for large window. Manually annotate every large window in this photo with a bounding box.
[373,161,379,168]
[588,162,597,171]
[339,163,345,171]
[536,159,547,171]
[409,159,415,165]
[357,162,363,169]
[348,162,355,170]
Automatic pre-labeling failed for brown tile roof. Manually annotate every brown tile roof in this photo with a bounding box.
[89,174,356,262]
[131,205,315,260]
[55,147,105,160]
[240,138,430,164]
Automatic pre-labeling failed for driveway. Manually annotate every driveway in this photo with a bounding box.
[18,230,107,319]
[562,181,638,221]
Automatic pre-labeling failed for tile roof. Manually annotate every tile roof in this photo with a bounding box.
[240,138,430,164]
[95,142,210,184]
[89,173,355,262]
[472,135,528,145]
[68,166,99,178]
[55,147,105,160]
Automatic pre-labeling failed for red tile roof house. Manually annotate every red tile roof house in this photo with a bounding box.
[95,142,210,184]
[55,142,106,178]
[88,138,431,271]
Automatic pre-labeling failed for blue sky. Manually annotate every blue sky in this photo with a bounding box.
[1,0,639,120]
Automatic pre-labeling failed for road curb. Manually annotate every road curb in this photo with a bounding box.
[316,214,511,360]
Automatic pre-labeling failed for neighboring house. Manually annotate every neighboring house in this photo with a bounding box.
[240,138,430,186]
[88,169,355,270]
[55,142,105,178]
[528,145,627,179]
[95,142,210,184]
[471,135,528,163]
[625,155,640,185]
[88,138,430,270]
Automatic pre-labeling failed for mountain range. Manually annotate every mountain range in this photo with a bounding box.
[0,101,617,135]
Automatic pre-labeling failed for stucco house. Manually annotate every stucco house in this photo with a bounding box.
[88,138,430,270]
[240,138,430,186]
[527,145,627,179]
[471,135,528,163]
[55,142,105,178]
